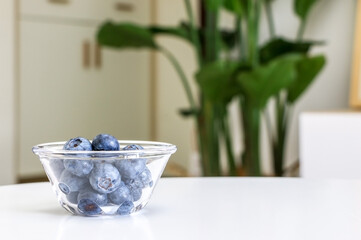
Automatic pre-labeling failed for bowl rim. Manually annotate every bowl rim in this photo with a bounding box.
[32,140,177,159]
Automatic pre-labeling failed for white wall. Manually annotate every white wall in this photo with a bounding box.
[156,0,356,175]
[0,0,17,184]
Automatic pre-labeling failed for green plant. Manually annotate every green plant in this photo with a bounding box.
[97,0,326,176]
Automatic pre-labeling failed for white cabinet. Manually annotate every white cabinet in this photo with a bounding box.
[19,1,151,178]
[20,0,140,23]
[300,111,361,179]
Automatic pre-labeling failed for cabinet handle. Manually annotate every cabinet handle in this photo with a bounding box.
[94,44,102,68]
[48,0,69,4]
[82,41,90,69]
[114,2,133,12]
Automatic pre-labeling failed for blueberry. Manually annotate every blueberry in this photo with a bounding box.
[64,159,93,177]
[89,163,121,194]
[123,177,144,190]
[92,134,120,151]
[63,137,92,151]
[48,159,65,178]
[59,183,70,195]
[116,145,146,179]
[130,188,142,201]
[117,201,134,215]
[138,168,153,188]
[78,189,108,206]
[123,168,152,189]
[66,191,79,204]
[63,137,93,177]
[114,160,134,179]
[122,144,144,150]
[78,199,103,216]
[108,182,132,205]
[59,170,88,194]
[115,159,146,179]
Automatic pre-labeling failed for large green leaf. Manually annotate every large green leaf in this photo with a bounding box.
[204,0,223,11]
[97,22,157,49]
[149,24,190,42]
[260,38,322,63]
[294,0,318,20]
[196,61,244,103]
[287,55,326,103]
[223,0,247,17]
[150,22,237,50]
[181,22,237,50]
[238,55,301,109]
[179,107,199,118]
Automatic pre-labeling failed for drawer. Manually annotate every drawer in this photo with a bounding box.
[20,0,151,24]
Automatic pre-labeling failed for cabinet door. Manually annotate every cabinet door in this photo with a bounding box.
[19,21,150,177]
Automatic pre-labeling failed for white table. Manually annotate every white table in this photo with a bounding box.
[1,177,361,240]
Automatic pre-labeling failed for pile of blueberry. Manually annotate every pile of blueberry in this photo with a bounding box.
[52,134,152,216]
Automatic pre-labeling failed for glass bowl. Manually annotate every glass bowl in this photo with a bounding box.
[32,140,177,217]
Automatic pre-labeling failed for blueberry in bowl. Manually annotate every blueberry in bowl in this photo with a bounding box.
[32,136,177,216]
[92,134,120,151]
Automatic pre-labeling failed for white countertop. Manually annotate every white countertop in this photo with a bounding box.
[1,177,361,240]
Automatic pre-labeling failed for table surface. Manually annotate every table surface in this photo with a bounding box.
[1,177,361,240]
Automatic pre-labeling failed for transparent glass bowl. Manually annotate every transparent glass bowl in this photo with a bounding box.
[32,140,177,217]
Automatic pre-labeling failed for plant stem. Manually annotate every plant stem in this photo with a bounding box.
[184,0,202,66]
[242,101,261,176]
[297,19,307,41]
[263,107,275,145]
[160,47,196,110]
[197,112,210,175]
[197,100,221,176]
[272,94,291,176]
[221,110,237,176]
[235,17,245,62]
[247,0,260,67]
[204,5,220,63]
[203,101,221,176]
[241,0,262,176]
[212,106,221,175]
[264,0,276,38]
[273,94,281,176]
[205,11,213,62]
[200,4,222,176]
[279,104,293,176]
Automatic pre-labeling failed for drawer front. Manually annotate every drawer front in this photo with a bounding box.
[20,0,150,24]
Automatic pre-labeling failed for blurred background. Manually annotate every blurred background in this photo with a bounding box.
[0,0,357,184]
